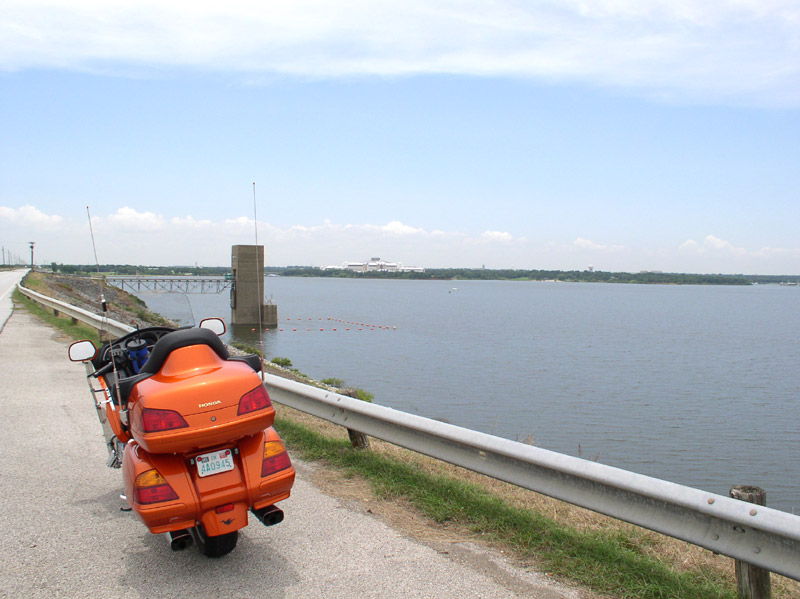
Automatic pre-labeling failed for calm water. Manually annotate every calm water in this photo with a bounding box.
[139,278,800,513]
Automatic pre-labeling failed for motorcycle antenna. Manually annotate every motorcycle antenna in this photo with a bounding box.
[86,206,107,313]
[87,206,124,410]
[253,182,265,381]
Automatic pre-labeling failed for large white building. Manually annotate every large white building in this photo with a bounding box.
[323,257,425,273]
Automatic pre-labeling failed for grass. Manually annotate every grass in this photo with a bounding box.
[230,341,262,356]
[13,289,101,344]
[276,415,739,599]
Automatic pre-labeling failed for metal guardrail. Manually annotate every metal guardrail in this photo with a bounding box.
[16,284,135,338]
[264,374,800,581]
[19,286,800,580]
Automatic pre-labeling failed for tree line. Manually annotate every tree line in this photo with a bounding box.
[47,263,800,285]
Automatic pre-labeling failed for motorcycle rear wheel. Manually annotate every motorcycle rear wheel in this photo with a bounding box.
[193,525,239,558]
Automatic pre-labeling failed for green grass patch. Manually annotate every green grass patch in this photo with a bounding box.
[351,388,374,402]
[231,341,263,356]
[275,415,737,599]
[13,289,100,344]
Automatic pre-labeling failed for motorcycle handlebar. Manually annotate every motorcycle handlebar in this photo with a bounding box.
[91,362,114,378]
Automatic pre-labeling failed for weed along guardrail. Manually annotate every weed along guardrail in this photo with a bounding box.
[18,283,800,588]
[264,375,800,585]
[17,283,135,337]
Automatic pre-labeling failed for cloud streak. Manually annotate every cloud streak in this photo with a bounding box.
[1,1,798,105]
[3,206,800,274]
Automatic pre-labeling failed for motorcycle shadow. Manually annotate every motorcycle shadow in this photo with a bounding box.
[118,529,301,597]
[78,489,301,595]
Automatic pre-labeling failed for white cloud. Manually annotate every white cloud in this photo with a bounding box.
[0,204,64,229]
[380,221,426,236]
[481,230,514,242]
[679,239,701,252]
[1,1,798,105]
[3,205,800,274]
[171,215,213,228]
[99,207,165,232]
[572,237,624,251]
[680,234,748,255]
[675,234,800,273]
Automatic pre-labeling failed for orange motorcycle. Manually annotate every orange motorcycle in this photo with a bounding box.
[68,318,295,557]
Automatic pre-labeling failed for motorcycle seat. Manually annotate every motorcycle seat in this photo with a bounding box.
[140,328,230,375]
[111,329,263,407]
[113,328,230,406]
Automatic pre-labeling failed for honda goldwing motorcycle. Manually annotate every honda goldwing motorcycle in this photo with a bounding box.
[68,318,295,557]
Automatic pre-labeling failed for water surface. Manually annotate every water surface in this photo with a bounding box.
[139,278,800,513]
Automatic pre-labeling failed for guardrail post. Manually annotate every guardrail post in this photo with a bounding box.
[730,485,771,599]
[342,389,370,450]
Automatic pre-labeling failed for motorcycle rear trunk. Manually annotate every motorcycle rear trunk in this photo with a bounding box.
[127,344,274,453]
[115,338,295,546]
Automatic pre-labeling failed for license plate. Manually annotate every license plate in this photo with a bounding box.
[196,449,235,478]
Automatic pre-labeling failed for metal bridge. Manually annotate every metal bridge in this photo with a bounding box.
[105,276,232,294]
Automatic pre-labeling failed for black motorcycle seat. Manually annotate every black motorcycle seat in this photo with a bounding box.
[110,329,231,407]
[139,328,230,375]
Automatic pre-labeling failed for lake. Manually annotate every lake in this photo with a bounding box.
[137,277,800,513]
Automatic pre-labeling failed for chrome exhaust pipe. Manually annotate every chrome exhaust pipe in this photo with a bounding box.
[252,505,284,527]
[167,529,194,551]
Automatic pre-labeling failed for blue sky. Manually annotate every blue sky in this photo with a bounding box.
[1,1,799,274]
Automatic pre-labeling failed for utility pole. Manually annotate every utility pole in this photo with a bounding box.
[29,241,36,269]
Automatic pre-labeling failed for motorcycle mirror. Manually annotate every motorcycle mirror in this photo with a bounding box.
[69,339,98,362]
[198,317,226,336]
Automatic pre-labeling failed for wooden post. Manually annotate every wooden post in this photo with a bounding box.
[342,389,370,450]
[729,486,771,599]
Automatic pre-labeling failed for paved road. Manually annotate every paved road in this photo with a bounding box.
[0,269,27,330]
[0,308,583,599]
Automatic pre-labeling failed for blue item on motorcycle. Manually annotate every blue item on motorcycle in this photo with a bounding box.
[126,339,149,374]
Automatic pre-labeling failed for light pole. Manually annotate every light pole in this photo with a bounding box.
[29,241,36,269]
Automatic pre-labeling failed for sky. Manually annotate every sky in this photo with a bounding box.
[1,1,799,274]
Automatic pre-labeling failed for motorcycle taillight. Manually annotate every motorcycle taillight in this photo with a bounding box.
[261,440,291,477]
[141,408,189,432]
[134,469,179,504]
[238,385,272,415]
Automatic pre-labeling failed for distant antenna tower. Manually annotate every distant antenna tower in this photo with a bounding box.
[29,241,36,268]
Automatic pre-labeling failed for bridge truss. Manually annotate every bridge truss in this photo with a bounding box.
[105,277,233,294]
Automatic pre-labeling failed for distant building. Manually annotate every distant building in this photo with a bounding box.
[322,257,425,273]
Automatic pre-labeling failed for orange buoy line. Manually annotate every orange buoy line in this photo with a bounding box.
[271,316,397,332]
